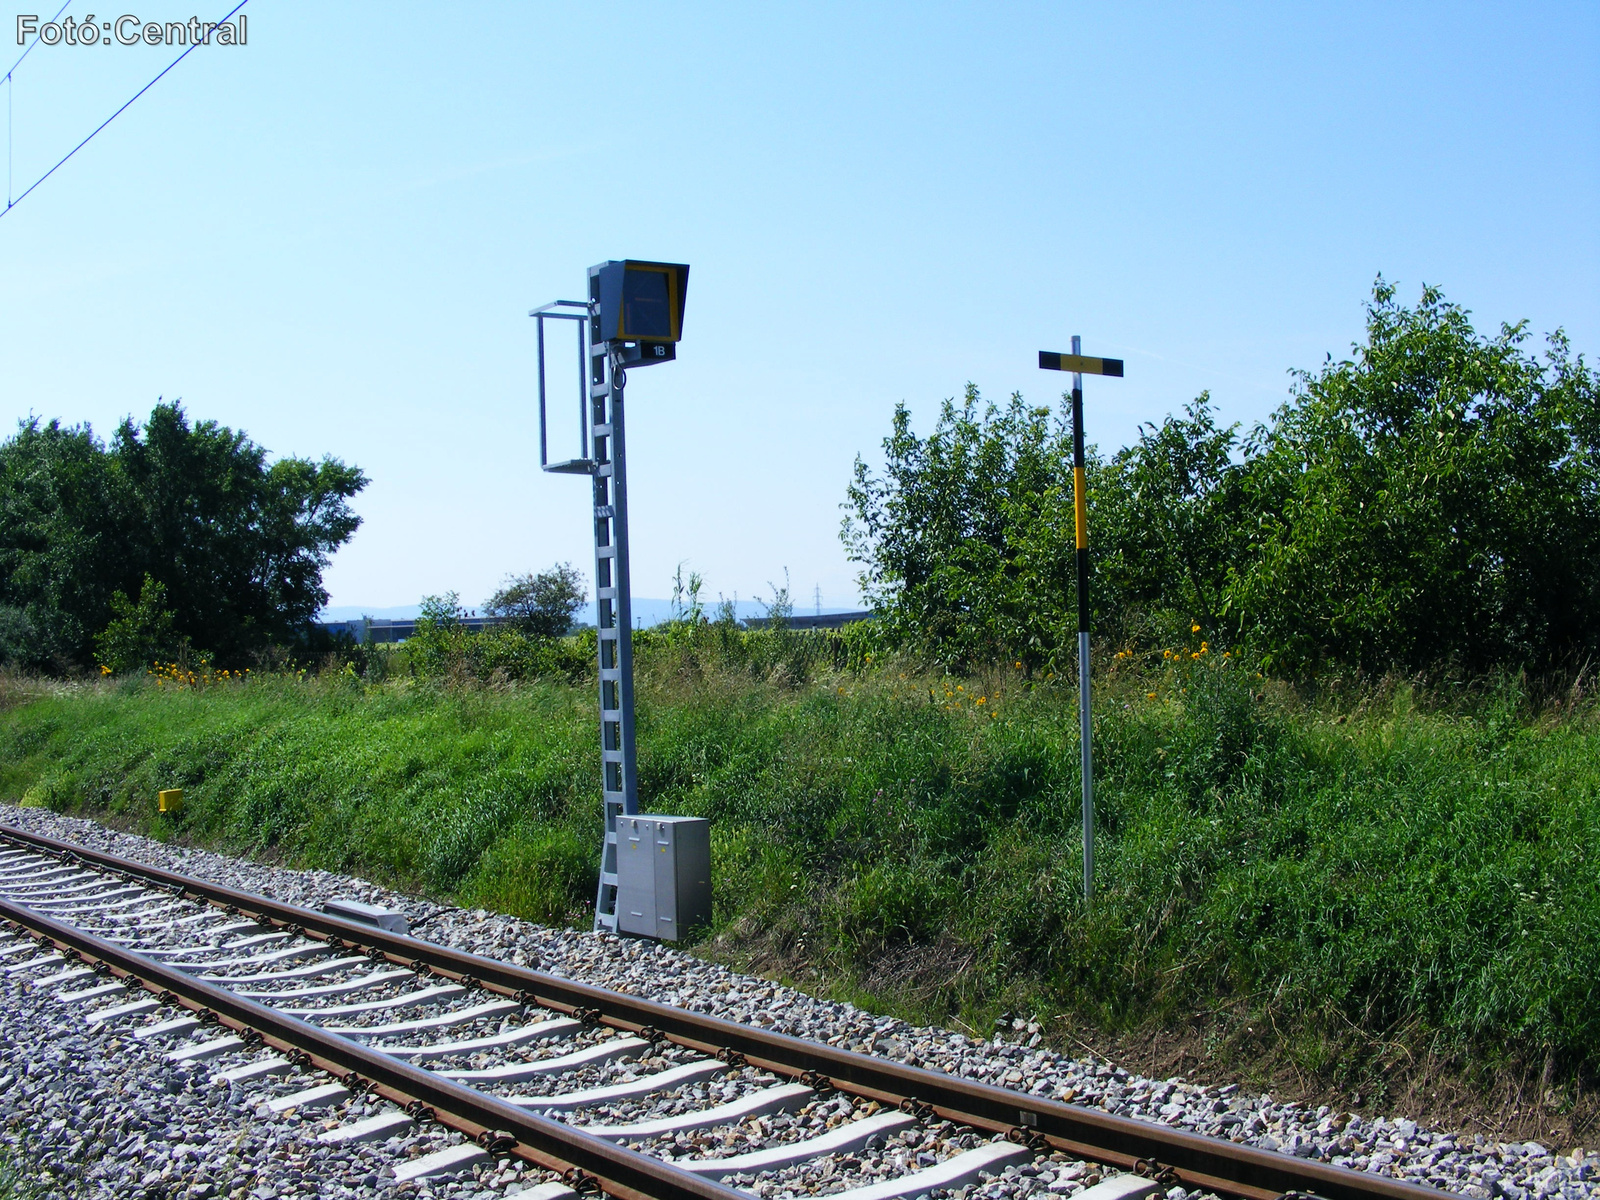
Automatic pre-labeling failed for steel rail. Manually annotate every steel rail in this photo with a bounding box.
[0,824,1454,1200]
[0,892,741,1200]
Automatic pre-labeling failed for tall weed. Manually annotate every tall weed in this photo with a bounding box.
[0,664,1595,1079]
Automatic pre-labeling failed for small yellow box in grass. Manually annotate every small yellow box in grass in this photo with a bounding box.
[158,789,183,813]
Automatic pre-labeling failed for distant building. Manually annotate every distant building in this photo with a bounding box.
[315,615,515,644]
[741,610,873,631]
[317,609,873,643]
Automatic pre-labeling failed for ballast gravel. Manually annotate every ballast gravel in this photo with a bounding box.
[0,966,543,1199]
[3,803,1598,1200]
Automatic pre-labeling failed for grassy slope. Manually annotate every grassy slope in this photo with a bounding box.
[1,662,1596,1122]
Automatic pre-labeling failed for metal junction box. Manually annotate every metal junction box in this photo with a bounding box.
[616,814,711,942]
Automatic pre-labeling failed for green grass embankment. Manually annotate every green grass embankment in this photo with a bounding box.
[0,657,1596,1105]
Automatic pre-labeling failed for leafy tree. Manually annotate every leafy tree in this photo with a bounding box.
[842,383,1237,668]
[0,608,37,669]
[483,564,585,638]
[0,401,366,668]
[0,417,133,666]
[1225,281,1600,675]
[842,385,1201,668]
[843,282,1599,678]
[417,591,466,632]
[407,591,468,679]
[843,386,1074,668]
[110,403,367,662]
[94,574,180,675]
[1095,395,1246,637]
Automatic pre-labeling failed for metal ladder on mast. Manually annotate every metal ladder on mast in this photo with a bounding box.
[586,296,638,933]
[533,294,639,933]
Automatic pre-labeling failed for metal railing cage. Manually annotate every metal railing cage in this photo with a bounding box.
[532,299,595,476]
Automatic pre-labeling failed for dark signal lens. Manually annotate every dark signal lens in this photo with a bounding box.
[621,269,672,338]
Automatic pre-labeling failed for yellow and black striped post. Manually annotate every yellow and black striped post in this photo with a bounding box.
[1039,338,1124,907]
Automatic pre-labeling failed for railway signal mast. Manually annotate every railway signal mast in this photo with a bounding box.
[532,260,690,933]
[1039,339,1123,908]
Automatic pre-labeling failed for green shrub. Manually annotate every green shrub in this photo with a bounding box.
[1227,282,1600,675]
[0,639,1596,1080]
[405,593,590,685]
[94,574,181,675]
[483,564,586,637]
[845,281,1600,678]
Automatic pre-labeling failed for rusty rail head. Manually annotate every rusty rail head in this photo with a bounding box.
[0,893,743,1200]
[0,823,1456,1200]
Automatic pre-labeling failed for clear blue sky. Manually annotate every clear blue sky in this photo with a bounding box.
[2,2,1595,615]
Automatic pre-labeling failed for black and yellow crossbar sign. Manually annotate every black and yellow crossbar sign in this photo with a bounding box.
[1039,351,1123,376]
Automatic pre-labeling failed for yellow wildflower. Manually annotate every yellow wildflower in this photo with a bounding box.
[1191,623,1201,633]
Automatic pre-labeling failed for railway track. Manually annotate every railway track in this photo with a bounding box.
[0,822,1453,1200]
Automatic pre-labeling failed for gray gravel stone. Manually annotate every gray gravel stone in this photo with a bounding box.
[3,803,1598,1200]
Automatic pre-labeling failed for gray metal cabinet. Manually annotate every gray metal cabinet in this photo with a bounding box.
[615,815,711,942]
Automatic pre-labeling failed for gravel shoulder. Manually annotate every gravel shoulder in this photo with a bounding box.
[2,804,1597,1200]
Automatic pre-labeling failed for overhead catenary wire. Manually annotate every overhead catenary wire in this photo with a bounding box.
[5,0,73,206]
[3,0,71,81]
[1,0,247,221]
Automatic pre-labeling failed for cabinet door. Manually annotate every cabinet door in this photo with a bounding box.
[653,820,679,941]
[616,819,657,937]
